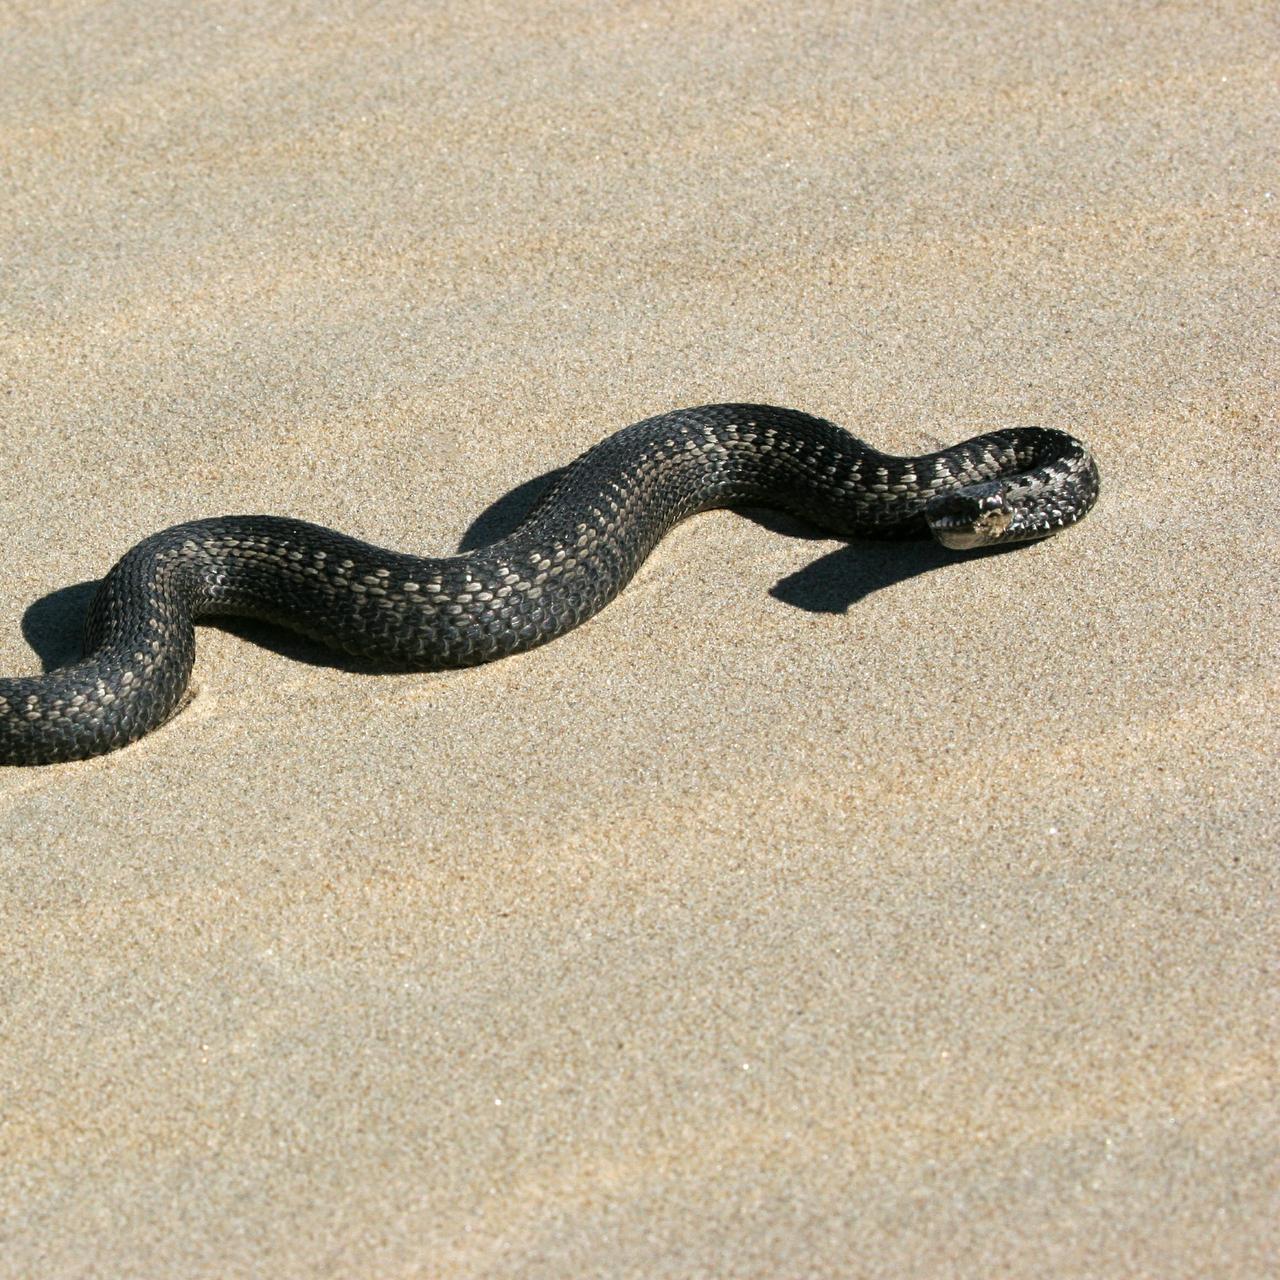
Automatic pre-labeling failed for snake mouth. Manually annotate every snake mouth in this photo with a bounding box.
[926,491,1014,550]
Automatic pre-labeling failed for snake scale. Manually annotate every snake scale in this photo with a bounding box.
[0,404,1099,764]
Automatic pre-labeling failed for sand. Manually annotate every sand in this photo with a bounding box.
[1,1,1277,1275]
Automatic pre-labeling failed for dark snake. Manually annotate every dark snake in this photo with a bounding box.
[0,404,1099,765]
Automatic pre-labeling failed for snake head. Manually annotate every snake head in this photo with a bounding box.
[925,485,1014,551]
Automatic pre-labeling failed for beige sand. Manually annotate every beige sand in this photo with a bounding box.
[1,1,1277,1275]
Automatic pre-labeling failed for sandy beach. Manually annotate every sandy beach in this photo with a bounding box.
[1,1,1277,1275]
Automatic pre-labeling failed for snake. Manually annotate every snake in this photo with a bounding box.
[0,404,1099,765]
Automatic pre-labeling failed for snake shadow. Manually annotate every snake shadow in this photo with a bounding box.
[18,467,1012,671]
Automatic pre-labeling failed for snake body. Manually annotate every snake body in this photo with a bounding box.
[0,404,1099,764]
